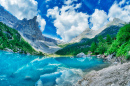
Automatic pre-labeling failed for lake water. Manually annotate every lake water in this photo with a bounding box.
[0,50,108,86]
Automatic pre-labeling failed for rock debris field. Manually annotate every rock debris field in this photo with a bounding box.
[76,62,130,86]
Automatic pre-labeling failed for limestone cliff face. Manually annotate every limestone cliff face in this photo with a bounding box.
[70,18,126,43]
[0,6,18,28]
[0,6,61,54]
[13,16,44,41]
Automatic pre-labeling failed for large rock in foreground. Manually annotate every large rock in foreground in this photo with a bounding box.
[76,62,130,86]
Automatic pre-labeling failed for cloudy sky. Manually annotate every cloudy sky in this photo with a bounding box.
[0,0,130,42]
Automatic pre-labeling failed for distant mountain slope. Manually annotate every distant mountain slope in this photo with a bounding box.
[81,25,121,43]
[0,6,61,54]
[70,28,95,43]
[70,18,126,43]
[0,22,42,55]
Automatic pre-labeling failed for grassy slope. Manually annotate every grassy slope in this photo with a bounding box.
[0,22,43,55]
[58,43,73,48]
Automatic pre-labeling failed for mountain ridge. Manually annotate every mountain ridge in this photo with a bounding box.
[0,6,18,28]
[70,18,126,43]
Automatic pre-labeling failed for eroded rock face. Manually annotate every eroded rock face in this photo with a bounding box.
[13,16,44,41]
[0,6,18,28]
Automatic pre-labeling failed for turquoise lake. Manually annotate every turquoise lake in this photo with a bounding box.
[0,50,108,86]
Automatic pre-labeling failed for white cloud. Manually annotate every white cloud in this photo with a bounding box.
[90,9,108,30]
[0,0,38,20]
[119,0,126,6]
[124,5,130,11]
[37,15,46,32]
[91,0,130,31]
[47,4,89,42]
[126,1,130,4]
[64,0,77,5]
[75,3,82,9]
[108,1,130,22]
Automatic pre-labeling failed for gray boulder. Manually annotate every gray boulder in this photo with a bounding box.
[76,52,86,58]
[97,55,101,58]
[106,54,114,61]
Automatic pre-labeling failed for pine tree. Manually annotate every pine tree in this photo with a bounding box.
[106,34,112,44]
[90,42,97,53]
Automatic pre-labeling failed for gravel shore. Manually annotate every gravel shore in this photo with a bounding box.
[76,62,130,86]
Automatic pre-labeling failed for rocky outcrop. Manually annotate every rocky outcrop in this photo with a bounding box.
[76,62,130,86]
[13,16,44,41]
[70,18,126,43]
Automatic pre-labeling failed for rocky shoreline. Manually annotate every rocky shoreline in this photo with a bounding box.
[96,54,127,63]
[76,61,130,86]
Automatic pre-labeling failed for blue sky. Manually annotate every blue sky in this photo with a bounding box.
[0,0,130,42]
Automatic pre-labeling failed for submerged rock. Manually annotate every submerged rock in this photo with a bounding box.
[36,70,83,86]
[76,52,86,58]
[24,76,32,80]
[0,75,7,81]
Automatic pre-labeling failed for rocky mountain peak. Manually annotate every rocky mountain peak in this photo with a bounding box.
[70,28,95,43]
[107,18,126,27]
[13,16,44,41]
[32,16,37,21]
[113,18,122,22]
[22,18,28,22]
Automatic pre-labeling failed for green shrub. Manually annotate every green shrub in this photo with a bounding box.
[108,40,119,54]
[126,55,130,60]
